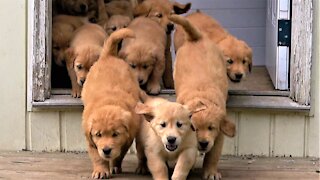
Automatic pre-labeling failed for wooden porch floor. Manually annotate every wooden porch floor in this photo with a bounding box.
[0,151,319,180]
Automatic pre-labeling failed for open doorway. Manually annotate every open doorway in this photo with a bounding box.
[177,0,291,92]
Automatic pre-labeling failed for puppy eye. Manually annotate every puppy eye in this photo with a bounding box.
[242,60,246,64]
[76,64,83,70]
[96,132,102,137]
[130,64,136,69]
[208,126,214,131]
[227,59,233,64]
[142,65,148,69]
[176,122,182,128]
[112,132,119,137]
[160,122,166,128]
[111,26,117,31]
[156,13,163,18]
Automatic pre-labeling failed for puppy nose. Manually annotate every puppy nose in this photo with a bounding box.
[235,73,243,80]
[167,23,174,33]
[80,4,87,12]
[102,147,112,155]
[138,79,144,85]
[167,136,176,144]
[199,141,209,149]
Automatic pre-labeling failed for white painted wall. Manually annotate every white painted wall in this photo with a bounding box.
[0,1,26,150]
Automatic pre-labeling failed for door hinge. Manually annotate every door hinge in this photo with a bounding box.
[278,19,291,46]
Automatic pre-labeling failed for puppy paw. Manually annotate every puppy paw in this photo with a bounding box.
[203,171,221,180]
[71,87,82,98]
[91,169,111,179]
[135,164,148,175]
[146,82,161,95]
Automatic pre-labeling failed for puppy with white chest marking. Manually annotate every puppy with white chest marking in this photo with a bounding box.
[135,92,199,180]
[82,28,141,179]
[170,15,236,180]
[65,23,108,98]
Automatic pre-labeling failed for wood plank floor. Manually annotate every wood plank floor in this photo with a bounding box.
[0,151,319,180]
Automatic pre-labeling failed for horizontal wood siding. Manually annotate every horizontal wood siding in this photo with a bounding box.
[179,0,266,66]
[27,110,314,157]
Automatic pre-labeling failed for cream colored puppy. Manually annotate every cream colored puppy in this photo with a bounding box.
[135,92,199,180]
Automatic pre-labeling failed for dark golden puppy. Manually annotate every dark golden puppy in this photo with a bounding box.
[119,17,166,95]
[133,0,192,89]
[174,11,253,82]
[55,0,97,16]
[170,14,236,180]
[104,15,131,35]
[65,24,107,98]
[82,28,141,179]
[52,15,88,66]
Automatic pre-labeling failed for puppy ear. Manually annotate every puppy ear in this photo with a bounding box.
[65,47,76,66]
[220,118,236,137]
[84,117,97,149]
[120,110,132,133]
[133,1,151,17]
[184,99,207,114]
[135,102,154,122]
[173,2,191,14]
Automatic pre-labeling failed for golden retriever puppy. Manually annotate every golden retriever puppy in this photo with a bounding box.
[119,17,166,95]
[55,0,97,16]
[133,0,192,89]
[65,23,107,98]
[174,11,253,82]
[52,15,89,66]
[105,0,134,19]
[81,28,141,179]
[104,15,131,35]
[135,92,198,180]
[170,15,236,180]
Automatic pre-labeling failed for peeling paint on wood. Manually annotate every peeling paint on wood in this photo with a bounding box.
[290,0,313,105]
[32,0,51,102]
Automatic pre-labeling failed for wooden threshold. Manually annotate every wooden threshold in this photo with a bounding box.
[32,91,310,112]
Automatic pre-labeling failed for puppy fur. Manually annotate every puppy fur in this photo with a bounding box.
[170,14,236,180]
[174,11,253,82]
[105,0,134,19]
[133,0,192,89]
[55,0,97,17]
[81,28,141,179]
[65,23,108,98]
[119,17,166,95]
[105,15,131,35]
[52,15,89,66]
[135,92,198,180]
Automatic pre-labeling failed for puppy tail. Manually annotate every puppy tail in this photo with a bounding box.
[102,28,135,57]
[169,14,202,42]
